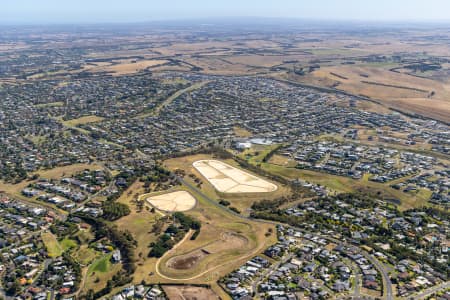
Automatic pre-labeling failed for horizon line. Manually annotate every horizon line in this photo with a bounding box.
[2,16,450,27]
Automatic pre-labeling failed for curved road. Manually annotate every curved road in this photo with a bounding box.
[154,228,271,282]
[135,143,393,299]
[178,177,394,299]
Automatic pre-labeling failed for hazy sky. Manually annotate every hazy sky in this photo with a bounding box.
[3,0,450,24]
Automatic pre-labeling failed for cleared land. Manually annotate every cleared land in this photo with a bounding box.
[193,160,277,193]
[84,59,168,75]
[34,101,64,108]
[146,190,196,212]
[164,154,290,214]
[233,126,253,137]
[162,285,220,300]
[61,115,105,127]
[166,232,248,270]
[154,155,277,285]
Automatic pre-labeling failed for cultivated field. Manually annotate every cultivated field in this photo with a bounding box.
[193,160,277,193]
[146,190,196,212]
[85,59,168,75]
[295,64,450,123]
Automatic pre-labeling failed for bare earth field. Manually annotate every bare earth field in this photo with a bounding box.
[193,160,278,193]
[166,232,248,270]
[165,154,290,214]
[162,285,220,300]
[146,190,197,212]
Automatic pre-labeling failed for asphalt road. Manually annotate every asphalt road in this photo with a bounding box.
[179,176,394,299]
[251,253,293,298]
[412,281,450,300]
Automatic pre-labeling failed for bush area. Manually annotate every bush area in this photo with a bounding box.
[148,212,201,258]
[74,213,137,299]
[101,201,131,221]
[251,197,289,211]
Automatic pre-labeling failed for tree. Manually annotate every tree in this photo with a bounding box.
[102,202,131,221]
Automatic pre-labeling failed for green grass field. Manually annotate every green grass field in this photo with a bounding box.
[84,253,122,293]
[74,245,98,266]
[60,237,78,251]
[42,232,63,258]
[237,144,281,165]
[90,254,112,273]
[260,162,432,210]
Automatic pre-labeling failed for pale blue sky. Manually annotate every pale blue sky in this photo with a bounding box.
[2,0,450,24]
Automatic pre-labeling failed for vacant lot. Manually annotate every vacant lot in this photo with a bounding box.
[147,190,197,212]
[233,126,253,137]
[60,237,77,251]
[85,59,168,75]
[61,115,105,127]
[42,231,63,257]
[73,245,98,266]
[193,160,278,193]
[166,232,248,270]
[35,163,102,179]
[162,285,220,300]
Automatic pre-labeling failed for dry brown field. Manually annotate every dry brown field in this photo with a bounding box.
[87,59,168,75]
[162,285,220,300]
[290,65,450,123]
